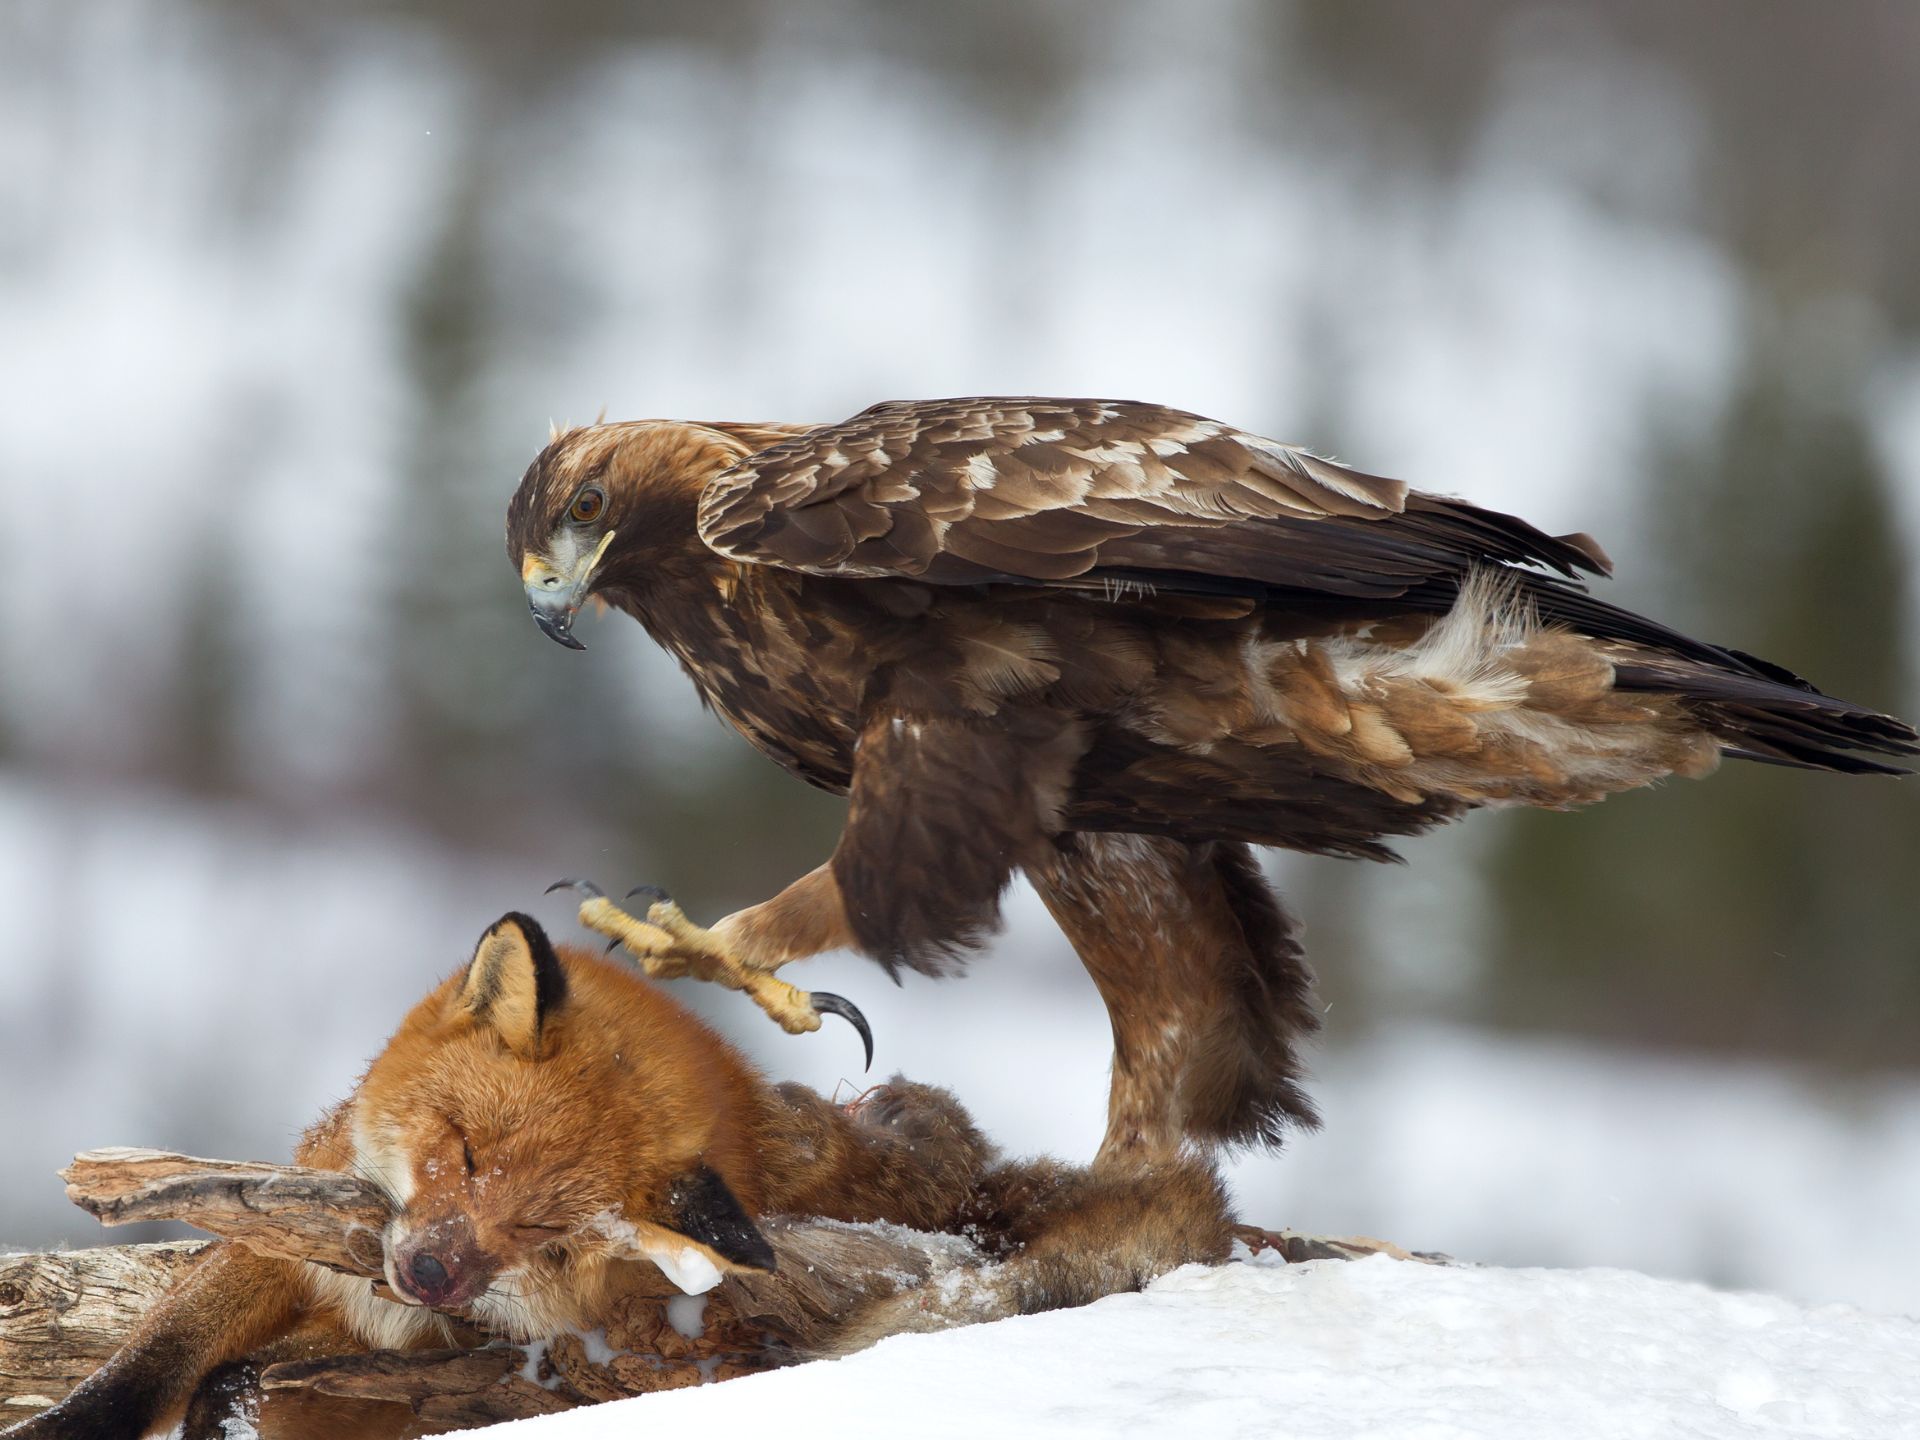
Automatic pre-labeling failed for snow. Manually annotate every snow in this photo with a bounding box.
[480,1254,1920,1440]
[646,1245,724,1298]
[665,1294,709,1339]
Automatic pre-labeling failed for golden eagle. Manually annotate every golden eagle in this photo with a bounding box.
[506,397,1916,1159]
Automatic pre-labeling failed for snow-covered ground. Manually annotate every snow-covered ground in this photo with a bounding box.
[489,1253,1920,1439]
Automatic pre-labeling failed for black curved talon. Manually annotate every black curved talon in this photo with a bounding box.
[545,877,605,900]
[811,992,874,1072]
[605,937,624,956]
[623,884,674,908]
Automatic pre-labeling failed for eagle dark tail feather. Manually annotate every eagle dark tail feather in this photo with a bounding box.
[1491,577,1919,773]
[1610,652,1919,775]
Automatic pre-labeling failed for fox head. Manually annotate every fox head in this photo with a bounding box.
[347,912,776,1338]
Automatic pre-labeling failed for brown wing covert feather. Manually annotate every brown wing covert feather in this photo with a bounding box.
[695,397,1608,599]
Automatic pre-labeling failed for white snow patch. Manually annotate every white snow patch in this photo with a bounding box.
[516,1339,552,1388]
[463,1256,1920,1440]
[649,1245,723,1297]
[629,1237,720,1298]
[666,1294,708,1340]
[576,1328,618,1366]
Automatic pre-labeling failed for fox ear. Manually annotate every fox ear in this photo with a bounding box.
[456,912,568,1057]
[659,1165,776,1277]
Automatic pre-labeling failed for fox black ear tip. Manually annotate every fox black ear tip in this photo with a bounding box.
[487,911,555,946]
[811,993,874,1071]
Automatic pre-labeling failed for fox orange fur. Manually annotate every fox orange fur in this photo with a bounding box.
[8,913,1231,1439]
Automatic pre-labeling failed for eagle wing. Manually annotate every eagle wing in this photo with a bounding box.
[696,397,1610,599]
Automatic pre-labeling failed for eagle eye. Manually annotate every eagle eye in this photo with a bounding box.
[568,487,606,524]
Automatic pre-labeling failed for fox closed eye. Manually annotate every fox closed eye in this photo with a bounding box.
[449,1123,477,1179]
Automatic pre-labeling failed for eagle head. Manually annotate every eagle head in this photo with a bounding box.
[506,420,762,649]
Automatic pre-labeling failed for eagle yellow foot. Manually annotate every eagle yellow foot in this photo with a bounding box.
[545,879,873,1069]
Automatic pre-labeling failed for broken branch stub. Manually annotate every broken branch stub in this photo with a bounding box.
[59,1148,390,1276]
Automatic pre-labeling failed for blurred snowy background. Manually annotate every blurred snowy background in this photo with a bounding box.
[2,0,1916,1314]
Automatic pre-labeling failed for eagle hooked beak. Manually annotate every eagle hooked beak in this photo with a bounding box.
[523,531,617,650]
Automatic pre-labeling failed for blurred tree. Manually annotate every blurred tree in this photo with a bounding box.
[0,569,11,767]
[385,119,525,829]
[381,113,651,853]
[159,523,244,795]
[1478,324,1920,1065]
[379,96,846,902]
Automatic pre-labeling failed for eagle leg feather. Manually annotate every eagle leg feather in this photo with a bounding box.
[1029,835,1320,1159]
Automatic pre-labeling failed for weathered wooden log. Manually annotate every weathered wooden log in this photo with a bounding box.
[60,1149,391,1276]
[0,1241,209,1422]
[51,1150,1004,1349]
[0,1233,1445,1424]
[261,1348,574,1432]
[724,1216,986,1342]
[3,1153,1001,1424]
[7,1151,1450,1433]
[1233,1223,1453,1266]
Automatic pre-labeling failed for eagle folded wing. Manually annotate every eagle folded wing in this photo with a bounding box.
[696,397,1609,598]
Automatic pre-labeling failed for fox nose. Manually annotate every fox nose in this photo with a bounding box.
[407,1251,452,1303]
